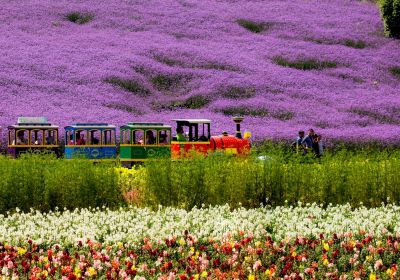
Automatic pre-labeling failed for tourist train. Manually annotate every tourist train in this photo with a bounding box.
[1,116,251,164]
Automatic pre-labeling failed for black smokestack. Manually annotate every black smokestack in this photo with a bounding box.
[232,116,244,139]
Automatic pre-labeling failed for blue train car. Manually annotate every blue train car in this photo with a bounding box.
[64,123,117,160]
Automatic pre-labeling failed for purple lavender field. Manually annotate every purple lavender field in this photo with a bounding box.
[0,0,399,143]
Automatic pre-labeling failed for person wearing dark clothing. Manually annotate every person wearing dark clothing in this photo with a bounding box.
[301,129,315,150]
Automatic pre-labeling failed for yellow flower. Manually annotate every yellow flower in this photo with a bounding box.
[194,274,199,280]
[201,271,208,278]
[255,241,261,248]
[74,267,81,278]
[42,270,48,277]
[369,273,376,280]
[248,274,255,280]
[265,269,271,276]
[386,268,395,277]
[87,267,97,277]
[190,247,195,253]
[291,251,297,257]
[323,242,329,251]
[17,247,27,256]
[323,259,329,266]
[179,238,185,246]
[366,255,372,261]
[117,242,124,249]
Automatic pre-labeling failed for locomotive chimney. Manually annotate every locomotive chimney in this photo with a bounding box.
[232,116,244,139]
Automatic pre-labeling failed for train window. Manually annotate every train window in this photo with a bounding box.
[89,130,101,145]
[30,130,44,145]
[14,130,28,145]
[121,129,131,144]
[45,130,57,145]
[75,130,87,145]
[66,130,74,145]
[102,130,115,145]
[9,130,15,146]
[158,130,170,145]
[198,123,210,141]
[132,130,144,145]
[145,130,157,145]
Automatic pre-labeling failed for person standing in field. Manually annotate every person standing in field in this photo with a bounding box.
[301,128,314,152]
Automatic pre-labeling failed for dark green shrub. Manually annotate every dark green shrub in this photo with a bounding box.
[151,74,186,91]
[222,87,256,99]
[390,66,400,78]
[105,103,142,115]
[344,39,367,49]
[152,95,210,111]
[237,19,271,33]
[219,106,269,117]
[379,0,400,38]
[66,12,94,24]
[104,77,151,96]
[272,56,337,70]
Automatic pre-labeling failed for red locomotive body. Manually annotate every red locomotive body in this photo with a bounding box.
[171,117,251,159]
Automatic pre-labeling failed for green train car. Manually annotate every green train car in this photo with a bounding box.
[119,122,172,164]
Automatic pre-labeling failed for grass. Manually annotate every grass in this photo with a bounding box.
[348,108,400,125]
[221,87,256,99]
[219,106,269,117]
[272,56,338,70]
[104,103,142,115]
[218,106,294,120]
[390,66,400,78]
[143,145,400,209]
[104,77,151,96]
[344,39,367,49]
[151,74,187,91]
[66,12,94,24]
[152,95,210,111]
[0,154,121,213]
[236,19,271,33]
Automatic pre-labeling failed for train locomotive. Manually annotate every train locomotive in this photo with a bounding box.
[2,116,251,162]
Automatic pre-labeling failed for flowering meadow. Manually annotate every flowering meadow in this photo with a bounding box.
[0,0,400,143]
[1,205,400,279]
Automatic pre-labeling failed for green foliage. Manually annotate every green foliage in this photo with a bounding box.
[379,0,400,38]
[66,12,94,24]
[104,77,151,96]
[143,147,400,209]
[219,106,268,117]
[151,74,187,91]
[218,106,294,120]
[152,95,210,111]
[105,103,142,115]
[0,155,121,213]
[236,19,271,33]
[348,108,400,125]
[344,39,367,49]
[390,66,400,78]
[222,87,256,99]
[272,56,337,70]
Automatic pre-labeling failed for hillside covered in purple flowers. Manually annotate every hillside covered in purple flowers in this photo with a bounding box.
[0,0,399,143]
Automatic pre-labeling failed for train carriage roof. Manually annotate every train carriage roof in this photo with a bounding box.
[173,119,211,124]
[8,117,58,129]
[121,122,172,129]
[64,123,116,130]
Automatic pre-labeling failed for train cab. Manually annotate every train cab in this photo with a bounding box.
[7,117,59,158]
[171,119,212,158]
[64,123,117,160]
[120,122,172,164]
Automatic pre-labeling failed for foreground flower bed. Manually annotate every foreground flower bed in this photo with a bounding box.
[2,232,400,279]
[1,205,400,278]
